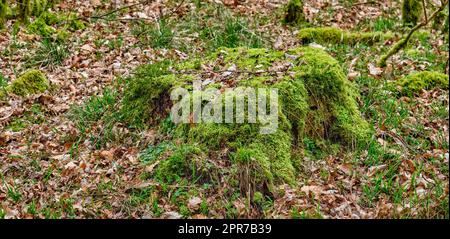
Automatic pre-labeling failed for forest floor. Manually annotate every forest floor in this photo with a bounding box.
[0,0,448,219]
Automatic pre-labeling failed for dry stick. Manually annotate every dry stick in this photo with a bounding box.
[377,0,449,67]
[75,1,146,21]
[351,1,382,6]
[76,0,184,23]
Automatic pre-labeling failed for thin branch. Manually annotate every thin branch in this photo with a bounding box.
[351,1,382,7]
[422,0,428,23]
[73,1,147,21]
[90,2,142,19]
[377,0,448,67]
[74,0,185,23]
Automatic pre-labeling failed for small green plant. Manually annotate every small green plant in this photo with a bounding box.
[200,199,209,215]
[106,35,124,51]
[27,200,37,215]
[7,186,22,203]
[6,104,45,132]
[71,89,117,126]
[43,167,53,183]
[0,73,6,86]
[27,17,56,36]
[31,38,69,67]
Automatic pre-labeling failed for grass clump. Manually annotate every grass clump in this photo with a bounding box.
[132,19,174,49]
[395,71,449,96]
[6,69,49,96]
[122,47,370,199]
[132,3,266,52]
[297,27,393,46]
[69,88,119,149]
[29,37,69,67]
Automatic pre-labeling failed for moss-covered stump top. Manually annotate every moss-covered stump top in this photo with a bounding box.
[298,27,394,45]
[123,47,370,198]
[395,71,449,96]
[6,69,49,97]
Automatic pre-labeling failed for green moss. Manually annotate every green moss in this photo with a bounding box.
[297,27,393,45]
[27,11,85,37]
[27,17,55,36]
[6,69,49,96]
[395,71,449,96]
[121,61,177,127]
[234,145,275,194]
[289,47,370,143]
[283,0,305,25]
[402,0,423,26]
[128,47,370,198]
[444,8,449,33]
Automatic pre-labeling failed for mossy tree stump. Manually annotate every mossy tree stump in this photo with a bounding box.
[122,47,370,199]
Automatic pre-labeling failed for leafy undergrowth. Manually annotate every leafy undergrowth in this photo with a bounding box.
[0,0,448,219]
